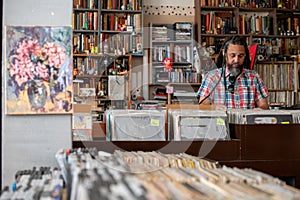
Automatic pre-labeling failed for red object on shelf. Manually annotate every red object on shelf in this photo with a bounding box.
[249,44,258,70]
[163,58,173,72]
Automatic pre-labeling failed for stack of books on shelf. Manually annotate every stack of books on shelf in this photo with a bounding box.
[73,0,98,9]
[151,24,173,41]
[153,88,168,100]
[174,22,193,41]
[239,14,273,35]
[102,0,143,11]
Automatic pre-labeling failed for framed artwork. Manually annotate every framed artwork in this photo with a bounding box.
[5,26,73,115]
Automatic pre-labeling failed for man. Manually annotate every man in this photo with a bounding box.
[197,36,269,110]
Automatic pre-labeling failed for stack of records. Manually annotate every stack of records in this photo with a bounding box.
[54,149,300,200]
[227,109,300,124]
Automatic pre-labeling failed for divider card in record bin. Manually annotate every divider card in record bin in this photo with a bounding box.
[105,110,166,141]
[168,109,229,141]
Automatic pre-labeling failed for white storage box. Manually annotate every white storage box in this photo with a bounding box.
[106,109,166,141]
[168,109,229,140]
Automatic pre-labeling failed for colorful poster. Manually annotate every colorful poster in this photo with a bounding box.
[5,26,73,115]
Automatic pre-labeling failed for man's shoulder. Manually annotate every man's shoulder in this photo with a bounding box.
[207,68,222,75]
[244,69,259,77]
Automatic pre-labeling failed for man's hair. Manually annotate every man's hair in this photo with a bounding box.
[215,36,251,69]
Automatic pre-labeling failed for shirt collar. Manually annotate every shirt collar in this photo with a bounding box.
[225,67,247,78]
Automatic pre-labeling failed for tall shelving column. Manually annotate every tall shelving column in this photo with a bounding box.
[149,22,201,104]
[72,0,138,141]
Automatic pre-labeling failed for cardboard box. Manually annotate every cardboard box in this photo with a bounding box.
[73,104,92,113]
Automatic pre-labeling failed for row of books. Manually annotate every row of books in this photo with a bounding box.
[72,11,98,31]
[73,33,98,54]
[200,0,299,9]
[173,45,192,62]
[73,0,97,9]
[278,18,299,35]
[152,45,171,62]
[201,12,236,34]
[239,15,273,35]
[152,23,193,41]
[268,91,295,107]
[155,71,202,83]
[254,63,295,90]
[74,55,130,77]
[151,24,172,41]
[56,148,300,199]
[102,13,142,31]
[102,0,143,10]
[174,22,193,40]
[101,33,142,54]
[152,44,193,63]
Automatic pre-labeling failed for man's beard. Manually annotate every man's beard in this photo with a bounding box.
[228,62,243,77]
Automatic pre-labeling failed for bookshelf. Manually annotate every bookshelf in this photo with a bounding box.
[73,53,132,119]
[194,0,300,106]
[149,22,202,104]
[99,0,143,55]
[72,0,145,140]
[72,0,100,54]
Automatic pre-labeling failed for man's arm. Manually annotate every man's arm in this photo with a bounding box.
[199,96,211,105]
[255,98,269,110]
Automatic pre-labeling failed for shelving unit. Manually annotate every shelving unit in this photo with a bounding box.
[73,53,132,117]
[194,0,300,106]
[99,0,143,55]
[148,22,202,104]
[72,0,100,54]
[72,0,145,140]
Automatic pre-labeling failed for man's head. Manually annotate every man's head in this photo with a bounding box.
[215,36,251,76]
[225,42,246,76]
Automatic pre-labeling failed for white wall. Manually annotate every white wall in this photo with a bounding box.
[2,0,72,187]
[144,0,194,6]
[1,0,196,187]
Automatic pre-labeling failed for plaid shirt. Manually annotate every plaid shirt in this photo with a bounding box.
[197,68,269,109]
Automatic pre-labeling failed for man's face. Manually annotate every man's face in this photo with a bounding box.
[225,44,246,76]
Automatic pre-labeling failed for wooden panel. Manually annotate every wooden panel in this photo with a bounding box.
[230,124,300,160]
[92,122,106,140]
